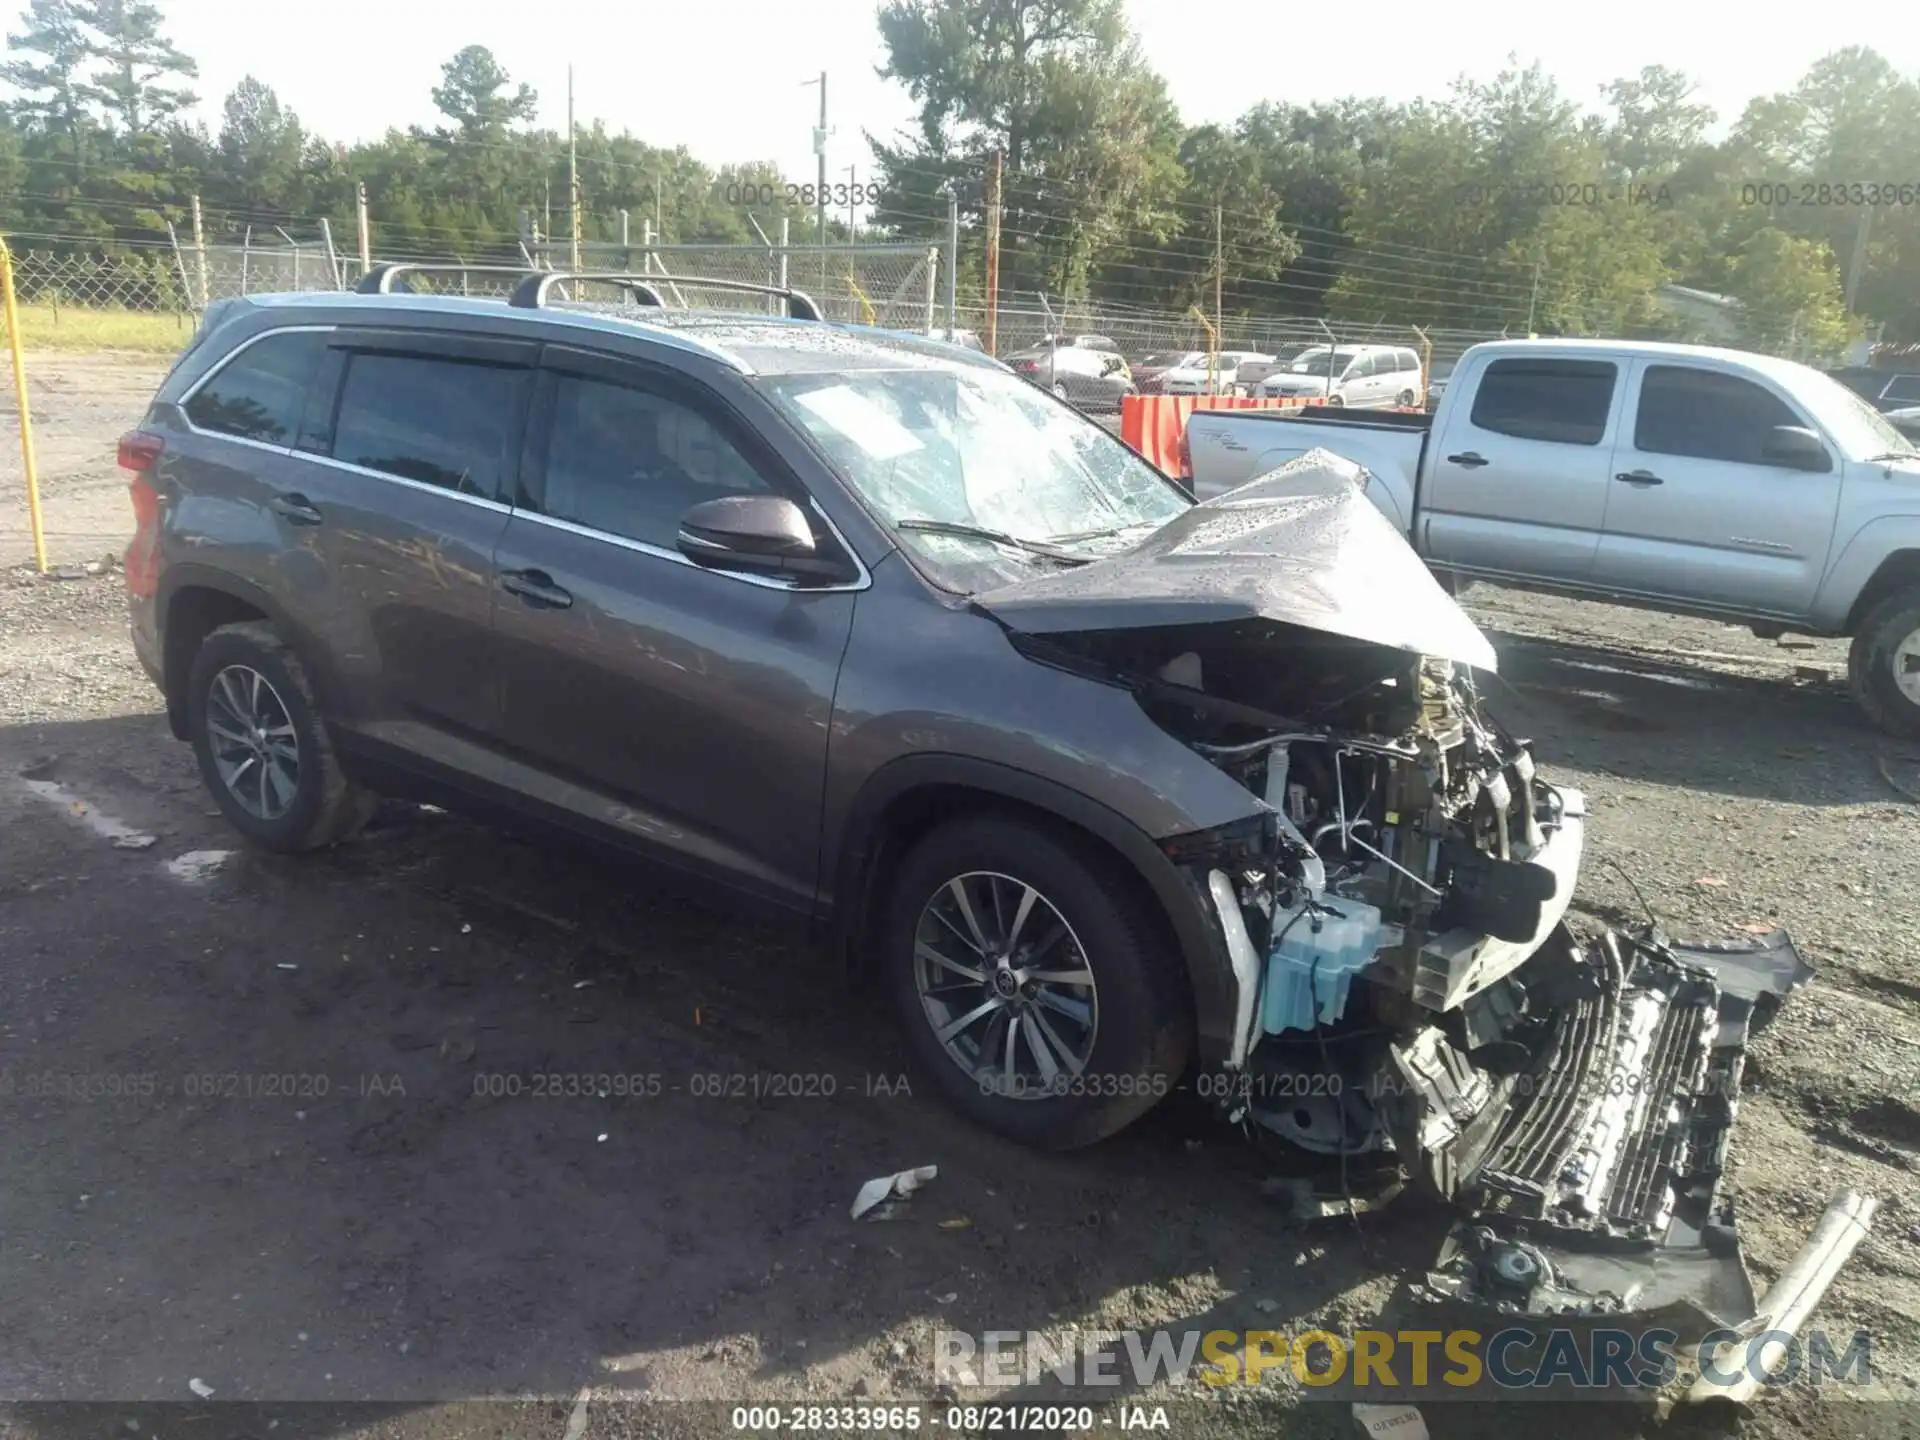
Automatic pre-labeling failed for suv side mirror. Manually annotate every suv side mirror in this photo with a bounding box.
[677,495,850,582]
[1761,424,1831,472]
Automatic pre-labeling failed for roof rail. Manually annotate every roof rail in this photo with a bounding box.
[354,262,539,295]
[509,271,824,322]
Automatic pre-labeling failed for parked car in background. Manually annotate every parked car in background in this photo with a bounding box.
[1159,351,1274,396]
[1829,365,1920,413]
[1886,405,1920,442]
[1253,344,1425,407]
[1006,336,1135,411]
[1132,352,1195,394]
[1188,338,1920,736]
[1228,349,1310,395]
[1424,361,1454,411]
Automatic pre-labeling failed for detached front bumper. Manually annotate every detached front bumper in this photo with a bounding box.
[1423,929,1822,1336]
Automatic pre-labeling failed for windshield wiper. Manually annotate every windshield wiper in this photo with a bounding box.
[894,518,1095,565]
[1865,450,1918,463]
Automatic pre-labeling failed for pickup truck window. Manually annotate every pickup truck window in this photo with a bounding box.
[1884,375,1920,404]
[1634,366,1805,466]
[1468,359,1615,445]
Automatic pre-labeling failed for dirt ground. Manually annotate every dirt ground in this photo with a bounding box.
[2,358,1919,1440]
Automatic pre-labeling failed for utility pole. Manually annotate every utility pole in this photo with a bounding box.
[945,189,959,337]
[1845,207,1873,310]
[803,71,827,291]
[189,192,209,306]
[567,65,581,272]
[654,174,663,249]
[844,165,857,243]
[1213,204,1223,395]
[1527,261,1541,335]
[984,150,1003,356]
[353,183,370,280]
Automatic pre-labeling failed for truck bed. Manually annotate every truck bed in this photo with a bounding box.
[1185,405,1430,532]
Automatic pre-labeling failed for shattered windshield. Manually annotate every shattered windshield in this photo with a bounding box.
[761,366,1192,591]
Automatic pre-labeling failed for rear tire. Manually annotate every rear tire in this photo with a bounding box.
[187,621,377,852]
[1848,588,1920,739]
[880,815,1191,1150]
[1396,389,1416,407]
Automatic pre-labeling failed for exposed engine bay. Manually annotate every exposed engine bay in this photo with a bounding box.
[976,455,1848,1350]
[1042,618,1820,1337]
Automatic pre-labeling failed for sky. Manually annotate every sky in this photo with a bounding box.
[153,0,1919,187]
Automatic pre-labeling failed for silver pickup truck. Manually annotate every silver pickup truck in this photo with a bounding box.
[1186,338,1920,736]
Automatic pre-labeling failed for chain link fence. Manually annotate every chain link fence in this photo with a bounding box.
[0,231,1513,567]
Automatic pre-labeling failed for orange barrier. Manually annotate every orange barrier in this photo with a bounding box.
[1119,394,1327,477]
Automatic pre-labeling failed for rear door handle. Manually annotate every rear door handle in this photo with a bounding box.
[500,568,573,609]
[270,493,323,525]
[1446,451,1489,468]
[1614,469,1664,486]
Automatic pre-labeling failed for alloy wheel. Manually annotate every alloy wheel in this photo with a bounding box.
[205,663,301,820]
[912,870,1098,1098]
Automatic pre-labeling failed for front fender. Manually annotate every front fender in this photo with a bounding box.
[832,753,1244,1069]
[1812,514,1920,631]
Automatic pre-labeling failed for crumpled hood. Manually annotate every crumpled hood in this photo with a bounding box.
[973,450,1498,672]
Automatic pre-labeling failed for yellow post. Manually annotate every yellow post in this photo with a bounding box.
[1412,325,1433,409]
[0,237,49,574]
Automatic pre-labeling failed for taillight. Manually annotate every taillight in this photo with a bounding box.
[120,430,165,598]
[1177,428,1192,477]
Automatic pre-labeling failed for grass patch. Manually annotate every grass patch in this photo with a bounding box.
[4,303,193,354]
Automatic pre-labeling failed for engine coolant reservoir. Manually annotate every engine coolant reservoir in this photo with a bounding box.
[1262,897,1383,1035]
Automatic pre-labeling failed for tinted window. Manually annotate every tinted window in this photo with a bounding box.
[1883,375,1920,404]
[1469,359,1616,445]
[1401,351,1422,372]
[185,330,326,443]
[541,375,773,548]
[1350,354,1378,377]
[331,353,526,498]
[1634,366,1806,465]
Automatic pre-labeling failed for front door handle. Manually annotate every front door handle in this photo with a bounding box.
[1446,451,1489,468]
[1614,469,1665,486]
[270,493,323,525]
[500,568,573,609]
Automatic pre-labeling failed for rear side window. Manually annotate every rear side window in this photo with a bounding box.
[330,353,528,499]
[185,330,327,444]
[539,374,773,548]
[1883,375,1920,404]
[1469,359,1616,445]
[1634,366,1804,464]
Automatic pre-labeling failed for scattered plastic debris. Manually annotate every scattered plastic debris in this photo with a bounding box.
[562,1388,592,1440]
[276,963,298,971]
[459,923,472,934]
[932,1291,958,1304]
[19,778,155,848]
[112,834,158,850]
[852,1165,938,1220]
[1694,876,1728,887]
[597,1133,609,1143]
[187,1378,214,1398]
[937,1217,973,1231]
[164,850,233,884]
[1352,1403,1426,1440]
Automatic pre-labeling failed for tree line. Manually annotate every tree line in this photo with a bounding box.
[3,0,1917,354]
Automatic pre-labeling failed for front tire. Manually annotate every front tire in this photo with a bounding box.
[881,815,1191,1149]
[187,621,377,852]
[1396,389,1416,407]
[1848,589,1920,738]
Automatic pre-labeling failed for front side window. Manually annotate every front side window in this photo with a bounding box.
[1469,359,1616,445]
[762,364,1189,593]
[538,375,772,548]
[1634,366,1805,465]
[1882,375,1920,404]
[185,330,327,444]
[331,353,527,498]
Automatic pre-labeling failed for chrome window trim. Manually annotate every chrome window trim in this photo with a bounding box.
[177,323,338,444]
[303,453,515,513]
[505,505,870,594]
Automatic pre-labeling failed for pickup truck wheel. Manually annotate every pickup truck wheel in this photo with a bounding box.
[1848,589,1920,739]
[1396,389,1416,407]
[186,621,378,851]
[881,815,1190,1150]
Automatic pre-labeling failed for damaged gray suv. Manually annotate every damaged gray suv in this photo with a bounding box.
[126,271,1823,1330]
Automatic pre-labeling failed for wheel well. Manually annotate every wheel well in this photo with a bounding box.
[161,586,266,737]
[1846,550,1920,634]
[840,784,1181,988]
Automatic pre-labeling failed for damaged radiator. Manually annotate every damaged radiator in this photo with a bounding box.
[1474,956,1720,1238]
